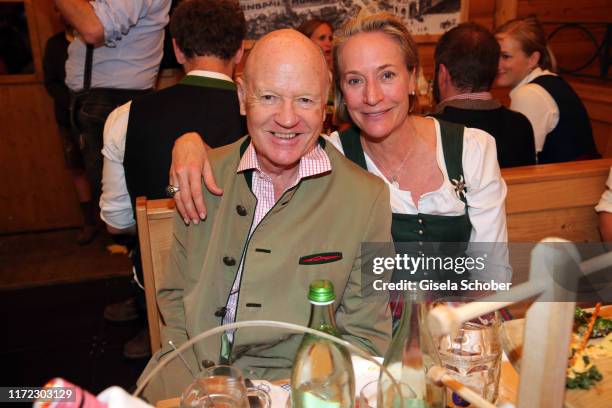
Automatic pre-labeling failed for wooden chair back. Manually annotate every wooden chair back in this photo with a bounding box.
[135,197,176,353]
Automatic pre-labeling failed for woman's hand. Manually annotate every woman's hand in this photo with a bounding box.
[169,132,222,223]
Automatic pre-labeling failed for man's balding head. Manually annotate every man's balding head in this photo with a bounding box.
[434,23,500,101]
[242,29,329,94]
[236,29,330,176]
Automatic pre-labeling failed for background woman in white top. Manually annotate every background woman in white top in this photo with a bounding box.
[495,16,599,164]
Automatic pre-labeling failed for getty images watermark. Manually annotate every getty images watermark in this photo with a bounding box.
[371,253,512,292]
[362,242,612,302]
[372,254,512,291]
[362,242,514,296]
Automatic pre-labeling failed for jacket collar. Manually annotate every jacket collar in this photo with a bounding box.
[179,74,236,91]
[237,136,328,190]
[435,97,501,113]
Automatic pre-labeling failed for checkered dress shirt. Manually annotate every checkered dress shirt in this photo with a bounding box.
[222,141,331,340]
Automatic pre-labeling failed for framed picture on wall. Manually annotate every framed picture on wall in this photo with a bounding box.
[240,0,469,42]
[393,0,470,42]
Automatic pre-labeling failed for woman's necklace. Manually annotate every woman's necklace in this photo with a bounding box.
[364,119,421,189]
[370,145,411,189]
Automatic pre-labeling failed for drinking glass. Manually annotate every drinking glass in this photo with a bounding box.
[180,365,270,408]
[433,299,502,405]
[359,380,417,408]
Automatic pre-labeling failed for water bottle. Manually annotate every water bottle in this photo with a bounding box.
[290,280,355,407]
[382,291,445,408]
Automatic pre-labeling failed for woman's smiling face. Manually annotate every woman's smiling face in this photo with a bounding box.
[338,31,415,140]
[496,33,539,88]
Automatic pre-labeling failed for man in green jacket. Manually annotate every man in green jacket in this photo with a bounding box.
[139,28,393,401]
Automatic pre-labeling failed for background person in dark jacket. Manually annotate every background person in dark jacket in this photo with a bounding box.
[432,22,536,168]
[99,0,247,359]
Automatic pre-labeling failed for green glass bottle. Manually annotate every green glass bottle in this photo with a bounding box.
[381,291,445,408]
[291,280,355,407]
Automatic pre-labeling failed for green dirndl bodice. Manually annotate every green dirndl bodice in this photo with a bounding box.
[339,120,472,283]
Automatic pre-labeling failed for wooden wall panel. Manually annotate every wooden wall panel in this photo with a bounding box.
[516,0,612,79]
[0,0,81,233]
[544,24,606,79]
[0,84,81,232]
[32,0,63,51]
[592,121,612,158]
[469,0,496,29]
[570,80,612,158]
[419,0,495,79]
[517,0,612,23]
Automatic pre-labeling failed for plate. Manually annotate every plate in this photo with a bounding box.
[501,305,612,408]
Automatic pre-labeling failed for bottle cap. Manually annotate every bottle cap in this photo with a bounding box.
[308,280,336,304]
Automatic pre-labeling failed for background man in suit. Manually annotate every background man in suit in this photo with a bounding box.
[99,0,247,359]
[432,22,536,168]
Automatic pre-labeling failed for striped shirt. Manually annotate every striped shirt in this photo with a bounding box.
[222,141,331,339]
[441,91,493,103]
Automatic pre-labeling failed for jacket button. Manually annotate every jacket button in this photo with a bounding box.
[236,205,248,216]
[223,256,236,266]
[418,229,424,235]
[214,307,227,317]
[418,218,423,224]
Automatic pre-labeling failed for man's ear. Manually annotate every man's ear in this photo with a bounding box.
[236,77,247,115]
[438,64,449,85]
[233,41,246,65]
[172,38,186,65]
[437,63,452,95]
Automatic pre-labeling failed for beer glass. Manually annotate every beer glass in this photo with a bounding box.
[359,380,417,408]
[180,365,270,408]
[433,299,502,405]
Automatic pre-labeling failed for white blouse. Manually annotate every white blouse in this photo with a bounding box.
[509,68,560,155]
[595,167,612,213]
[327,119,510,282]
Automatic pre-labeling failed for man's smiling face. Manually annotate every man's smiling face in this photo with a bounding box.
[237,30,329,175]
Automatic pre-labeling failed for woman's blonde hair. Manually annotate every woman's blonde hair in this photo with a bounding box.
[495,16,556,72]
[332,12,419,123]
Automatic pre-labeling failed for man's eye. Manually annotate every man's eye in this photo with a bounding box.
[298,97,313,104]
[261,95,276,102]
[347,78,361,86]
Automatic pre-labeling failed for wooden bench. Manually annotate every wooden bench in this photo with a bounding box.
[503,158,612,243]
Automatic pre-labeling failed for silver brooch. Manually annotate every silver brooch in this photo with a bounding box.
[451,175,466,200]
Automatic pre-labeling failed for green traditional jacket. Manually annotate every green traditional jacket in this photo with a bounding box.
[139,136,393,402]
